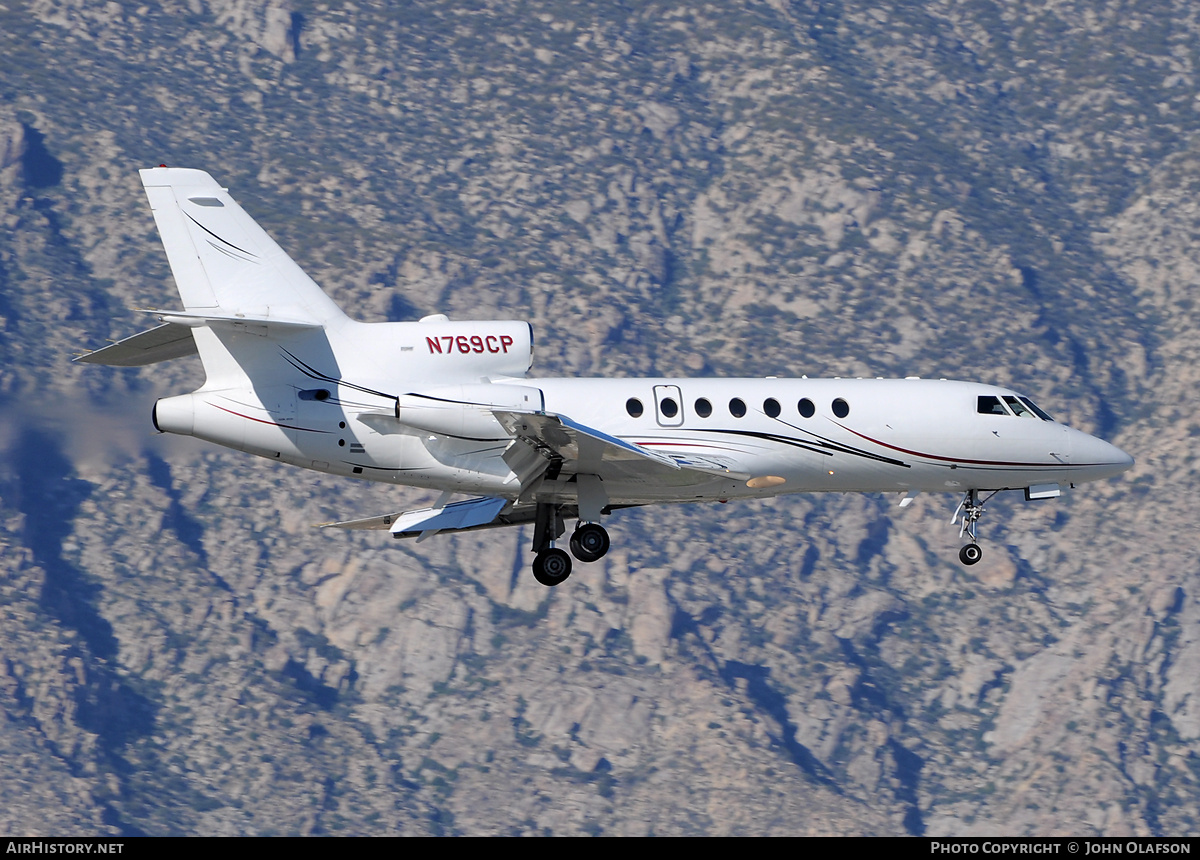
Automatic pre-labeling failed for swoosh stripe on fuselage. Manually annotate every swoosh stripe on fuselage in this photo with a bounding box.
[834,423,1101,469]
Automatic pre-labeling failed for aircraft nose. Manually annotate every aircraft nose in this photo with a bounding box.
[1070,428,1134,480]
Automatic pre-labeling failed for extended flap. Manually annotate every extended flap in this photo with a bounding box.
[318,496,513,535]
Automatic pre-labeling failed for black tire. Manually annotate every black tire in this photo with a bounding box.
[532,548,573,586]
[569,523,610,563]
[959,543,983,566]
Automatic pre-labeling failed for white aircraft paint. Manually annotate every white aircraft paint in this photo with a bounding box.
[78,168,1134,585]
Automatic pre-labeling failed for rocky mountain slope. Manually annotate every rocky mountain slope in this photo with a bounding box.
[0,0,1197,835]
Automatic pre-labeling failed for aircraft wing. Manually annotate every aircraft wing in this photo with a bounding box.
[73,322,198,366]
[494,409,750,493]
[321,410,746,542]
[495,410,680,471]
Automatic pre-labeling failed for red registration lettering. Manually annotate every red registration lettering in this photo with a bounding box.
[431,333,515,355]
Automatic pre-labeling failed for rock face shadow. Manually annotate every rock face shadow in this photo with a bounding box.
[6,423,157,775]
[144,450,232,592]
[13,424,117,660]
[20,122,64,190]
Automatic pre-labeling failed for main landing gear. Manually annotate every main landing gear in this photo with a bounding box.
[532,547,573,587]
[569,522,610,563]
[530,503,611,587]
[952,489,997,566]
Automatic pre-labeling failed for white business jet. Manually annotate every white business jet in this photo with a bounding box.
[77,168,1134,586]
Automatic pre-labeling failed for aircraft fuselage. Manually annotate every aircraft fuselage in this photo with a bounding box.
[155,370,1131,506]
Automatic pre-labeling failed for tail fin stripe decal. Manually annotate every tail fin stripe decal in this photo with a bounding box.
[183,212,257,259]
[205,239,256,263]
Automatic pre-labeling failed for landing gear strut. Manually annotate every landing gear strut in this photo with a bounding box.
[528,472,612,585]
[952,489,996,566]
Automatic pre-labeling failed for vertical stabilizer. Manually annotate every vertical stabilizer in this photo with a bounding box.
[139,167,347,326]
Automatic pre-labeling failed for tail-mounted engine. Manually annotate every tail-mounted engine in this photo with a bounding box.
[411,319,533,381]
[394,383,544,440]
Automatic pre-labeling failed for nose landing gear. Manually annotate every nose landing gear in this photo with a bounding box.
[952,490,996,566]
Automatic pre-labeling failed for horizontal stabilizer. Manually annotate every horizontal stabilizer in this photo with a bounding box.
[141,308,325,330]
[73,322,197,366]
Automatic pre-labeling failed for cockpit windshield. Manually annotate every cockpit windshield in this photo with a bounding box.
[1017,396,1054,422]
[976,393,1056,421]
[1003,395,1034,417]
[977,395,1008,415]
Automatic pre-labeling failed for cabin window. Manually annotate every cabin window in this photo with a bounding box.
[695,398,712,418]
[832,398,850,418]
[729,398,747,418]
[977,395,1009,416]
[764,398,781,418]
[798,398,815,418]
[626,398,644,418]
[660,397,679,419]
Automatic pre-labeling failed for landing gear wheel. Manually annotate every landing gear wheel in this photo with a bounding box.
[569,523,610,563]
[533,548,573,586]
[959,543,983,566]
